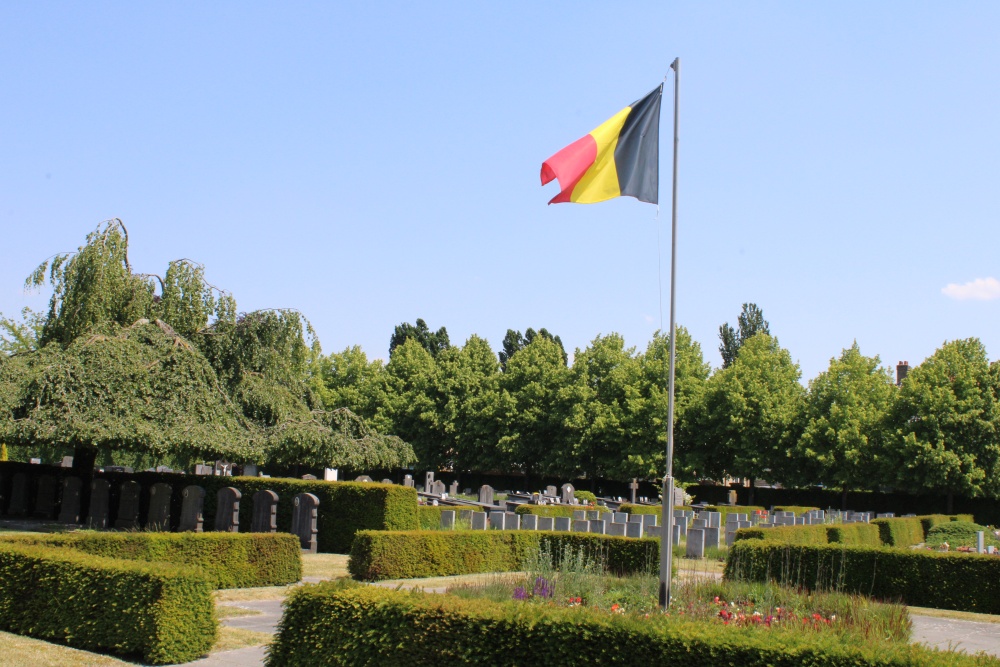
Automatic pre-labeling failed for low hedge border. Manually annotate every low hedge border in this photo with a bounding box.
[620,504,764,526]
[347,530,660,581]
[514,505,612,518]
[0,542,216,664]
[265,583,992,667]
[2,532,301,589]
[725,540,1000,614]
[735,515,974,549]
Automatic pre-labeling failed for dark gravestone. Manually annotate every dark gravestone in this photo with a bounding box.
[58,477,83,524]
[34,475,58,519]
[87,479,110,529]
[147,482,172,531]
[114,481,141,529]
[478,484,494,506]
[251,490,278,533]
[291,492,319,553]
[7,473,30,516]
[178,485,206,532]
[214,487,241,532]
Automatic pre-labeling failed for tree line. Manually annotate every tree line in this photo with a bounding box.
[314,305,1000,506]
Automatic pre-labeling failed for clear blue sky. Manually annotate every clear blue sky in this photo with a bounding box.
[3,3,999,383]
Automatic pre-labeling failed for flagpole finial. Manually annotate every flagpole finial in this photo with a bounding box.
[670,57,679,72]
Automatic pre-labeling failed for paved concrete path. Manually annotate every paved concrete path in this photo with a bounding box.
[173,601,283,666]
[910,614,1000,658]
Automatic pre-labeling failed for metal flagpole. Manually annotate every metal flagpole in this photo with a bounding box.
[659,56,680,610]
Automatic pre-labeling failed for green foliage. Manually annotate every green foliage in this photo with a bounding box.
[718,302,769,369]
[267,584,993,667]
[925,521,1000,548]
[0,541,216,664]
[0,307,44,355]
[573,490,597,503]
[514,504,610,518]
[389,318,450,358]
[871,517,925,548]
[888,338,1000,500]
[499,327,567,369]
[726,540,1000,614]
[347,530,659,581]
[791,343,897,490]
[2,532,301,589]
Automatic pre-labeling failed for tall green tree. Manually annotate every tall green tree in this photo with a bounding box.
[382,338,446,467]
[718,302,769,368]
[499,327,567,369]
[887,338,1000,510]
[791,343,897,504]
[309,345,390,431]
[687,333,804,501]
[389,318,450,358]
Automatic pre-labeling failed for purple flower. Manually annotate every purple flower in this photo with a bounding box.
[513,586,529,600]
[533,576,553,599]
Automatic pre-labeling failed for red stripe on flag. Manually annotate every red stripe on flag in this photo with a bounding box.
[541,134,597,203]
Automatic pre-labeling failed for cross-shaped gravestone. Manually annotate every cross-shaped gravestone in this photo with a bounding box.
[629,479,639,504]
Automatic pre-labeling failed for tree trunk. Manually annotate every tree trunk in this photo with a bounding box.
[946,491,954,515]
[72,445,98,525]
[747,478,755,506]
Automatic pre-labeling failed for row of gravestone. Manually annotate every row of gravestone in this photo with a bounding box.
[406,473,582,507]
[2,472,321,553]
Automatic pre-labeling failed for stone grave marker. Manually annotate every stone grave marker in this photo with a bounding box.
[458,509,473,524]
[646,525,662,538]
[194,464,213,475]
[977,531,985,554]
[403,475,414,487]
[629,514,643,524]
[114,480,141,529]
[672,524,682,545]
[521,514,538,530]
[571,519,589,532]
[60,456,74,468]
[673,487,685,507]
[381,479,393,485]
[87,479,110,529]
[629,478,639,504]
[489,511,504,529]
[431,480,446,497]
[252,490,279,532]
[572,510,586,521]
[147,482,173,530]
[613,512,628,524]
[57,476,83,524]
[561,483,575,504]
[686,528,706,558]
[586,509,600,520]
[7,473,29,516]
[178,485,206,532]
[545,485,558,497]
[692,518,707,529]
[440,510,456,529]
[538,516,554,531]
[728,489,737,505]
[589,519,606,534]
[471,511,487,530]
[504,512,520,530]
[704,526,721,549]
[641,514,657,528]
[291,493,320,552]
[478,485,494,506]
[34,475,58,519]
[626,521,643,538]
[215,487,241,532]
[607,522,626,537]
[424,472,435,493]
[449,481,459,496]
[301,474,317,480]
[355,475,373,483]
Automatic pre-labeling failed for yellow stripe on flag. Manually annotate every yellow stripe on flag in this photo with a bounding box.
[570,107,631,203]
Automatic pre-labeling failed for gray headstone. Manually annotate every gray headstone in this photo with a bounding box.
[440,510,456,529]
[478,485,494,505]
[403,475,414,487]
[301,474,317,480]
[629,478,639,504]
[977,531,985,554]
[607,522,626,537]
[573,510,586,521]
[586,510,600,521]
[645,525,662,538]
[504,512,520,530]
[57,476,83,524]
[673,523,681,545]
[60,456,74,468]
[194,464,213,475]
[458,509,473,524]
[147,482,172,530]
[521,514,538,530]
[626,521,643,538]
[471,511,487,530]
[613,512,628,524]
[538,516,555,531]
[178,485,206,532]
[252,490,279,532]
[704,526,721,549]
[6,473,29,516]
[489,511,504,529]
[673,487,685,507]
[354,475,373,483]
[693,518,707,529]
[545,485,558,497]
[561,483,575,504]
[686,528,706,558]
[214,487,241,532]
[449,481,459,496]
[242,464,258,477]
[34,475,58,519]
[589,519,607,534]
[87,479,110,529]
[554,517,571,531]
[629,513,644,524]
[572,519,590,532]
[641,514,657,528]
[291,492,319,552]
[424,472,435,493]
[431,480,446,497]
[114,480,141,529]
[381,479,393,485]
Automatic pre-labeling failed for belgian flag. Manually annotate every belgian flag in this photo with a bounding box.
[541,85,663,205]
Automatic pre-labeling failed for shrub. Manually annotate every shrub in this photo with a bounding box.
[0,542,215,664]
[3,532,301,589]
[726,540,1000,614]
[926,521,1000,548]
[574,490,597,503]
[347,530,659,581]
[265,583,990,667]
[514,505,611,518]
[417,505,450,529]
[772,505,819,514]
[872,517,925,547]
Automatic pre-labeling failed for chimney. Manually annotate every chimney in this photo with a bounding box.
[896,361,909,386]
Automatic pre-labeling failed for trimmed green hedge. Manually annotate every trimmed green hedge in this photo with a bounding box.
[772,505,820,514]
[514,504,611,518]
[872,517,925,547]
[3,532,301,589]
[347,530,660,581]
[726,540,1000,614]
[735,516,974,549]
[0,542,215,664]
[266,583,991,667]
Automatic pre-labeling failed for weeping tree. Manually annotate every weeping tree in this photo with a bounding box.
[0,219,414,475]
